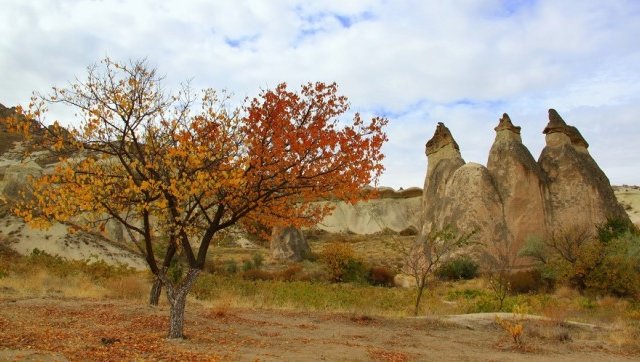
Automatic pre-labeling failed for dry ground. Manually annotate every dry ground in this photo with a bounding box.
[0,296,638,361]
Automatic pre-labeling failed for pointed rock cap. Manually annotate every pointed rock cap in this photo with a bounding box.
[543,109,567,134]
[426,122,459,156]
[543,109,589,148]
[494,113,521,134]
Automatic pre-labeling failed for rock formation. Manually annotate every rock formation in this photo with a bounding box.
[538,109,629,234]
[487,113,548,263]
[421,110,631,267]
[438,162,509,261]
[270,226,310,261]
[420,123,465,239]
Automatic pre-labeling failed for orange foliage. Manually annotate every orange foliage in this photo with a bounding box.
[2,58,387,337]
[6,59,387,273]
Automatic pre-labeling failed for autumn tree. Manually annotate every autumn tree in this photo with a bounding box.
[5,58,387,338]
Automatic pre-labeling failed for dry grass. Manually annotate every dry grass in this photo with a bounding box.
[2,231,640,357]
[103,274,150,300]
[0,270,106,299]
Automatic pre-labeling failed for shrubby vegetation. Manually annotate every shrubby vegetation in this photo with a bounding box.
[519,218,640,298]
[435,255,479,281]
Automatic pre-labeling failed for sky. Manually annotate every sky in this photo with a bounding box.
[1,0,639,189]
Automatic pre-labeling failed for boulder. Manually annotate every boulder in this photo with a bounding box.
[538,109,630,234]
[270,226,310,262]
[487,113,549,264]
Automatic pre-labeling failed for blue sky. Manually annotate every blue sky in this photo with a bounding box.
[1,0,639,188]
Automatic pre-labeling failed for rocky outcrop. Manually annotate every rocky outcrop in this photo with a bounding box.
[270,226,310,261]
[538,109,629,234]
[317,196,421,235]
[420,123,465,240]
[437,163,509,260]
[487,113,548,263]
[421,110,630,266]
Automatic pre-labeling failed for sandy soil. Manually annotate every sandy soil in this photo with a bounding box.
[0,297,637,361]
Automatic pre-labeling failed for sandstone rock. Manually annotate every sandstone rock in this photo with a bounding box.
[317,197,421,235]
[270,226,310,261]
[420,123,509,266]
[421,123,465,239]
[105,219,125,243]
[420,110,628,269]
[1,162,43,201]
[436,163,508,263]
[538,109,629,234]
[487,113,548,265]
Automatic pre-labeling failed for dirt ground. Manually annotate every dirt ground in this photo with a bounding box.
[0,297,637,361]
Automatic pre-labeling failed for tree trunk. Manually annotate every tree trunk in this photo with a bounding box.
[149,267,168,306]
[149,277,162,306]
[414,279,426,316]
[165,268,200,339]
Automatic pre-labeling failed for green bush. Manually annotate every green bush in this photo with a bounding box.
[342,259,369,284]
[242,259,254,272]
[252,253,264,268]
[435,256,479,281]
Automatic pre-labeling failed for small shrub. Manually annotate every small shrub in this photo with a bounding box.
[495,304,528,349]
[435,256,479,280]
[278,264,303,281]
[319,242,357,282]
[368,266,395,287]
[398,226,418,236]
[224,259,238,274]
[242,260,254,272]
[342,259,369,284]
[508,269,551,294]
[252,253,264,268]
[487,272,511,311]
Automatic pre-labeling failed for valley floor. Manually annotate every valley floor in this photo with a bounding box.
[0,297,637,361]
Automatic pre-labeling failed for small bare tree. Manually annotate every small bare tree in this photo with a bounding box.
[481,236,515,311]
[401,226,473,315]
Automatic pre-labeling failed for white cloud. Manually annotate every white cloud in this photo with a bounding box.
[1,0,639,188]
